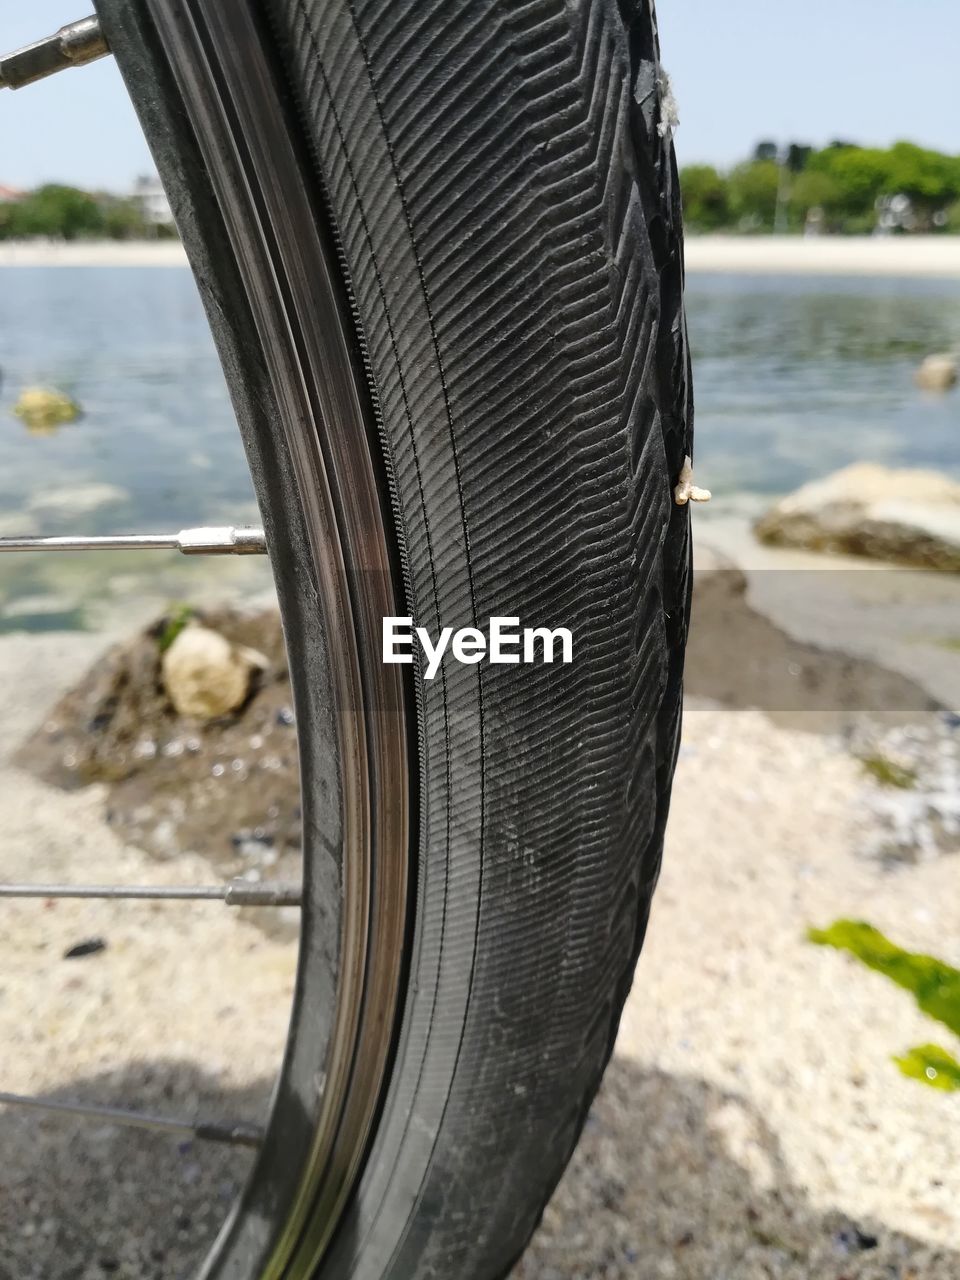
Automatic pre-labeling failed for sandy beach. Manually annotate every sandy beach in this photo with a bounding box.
[0,528,957,1278]
[520,698,960,1280]
[3,235,960,277]
[685,235,960,278]
[0,240,189,268]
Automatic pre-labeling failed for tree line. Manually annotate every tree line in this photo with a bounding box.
[6,146,960,241]
[0,184,177,241]
[681,141,960,234]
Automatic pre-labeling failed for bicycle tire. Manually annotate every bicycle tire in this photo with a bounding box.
[97,1,692,1276]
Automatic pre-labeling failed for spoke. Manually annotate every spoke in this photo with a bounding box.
[0,16,109,90]
[0,1091,263,1147]
[0,880,301,907]
[0,525,266,555]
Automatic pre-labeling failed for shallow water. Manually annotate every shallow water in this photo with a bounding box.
[0,267,269,627]
[1,266,959,624]
[688,273,960,503]
[0,267,256,531]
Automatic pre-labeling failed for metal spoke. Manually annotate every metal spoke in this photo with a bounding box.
[0,16,109,90]
[0,880,301,907]
[0,525,266,555]
[0,1091,263,1147]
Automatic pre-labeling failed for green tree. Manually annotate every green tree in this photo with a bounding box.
[789,169,841,220]
[0,202,19,240]
[7,184,105,240]
[679,164,730,231]
[806,146,890,219]
[102,196,150,240]
[728,159,781,229]
[671,140,960,236]
[785,142,813,173]
[884,141,960,214]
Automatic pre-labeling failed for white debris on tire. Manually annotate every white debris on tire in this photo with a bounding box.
[674,455,712,506]
[656,68,679,140]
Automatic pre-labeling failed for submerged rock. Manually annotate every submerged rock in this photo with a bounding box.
[28,482,127,519]
[755,463,960,570]
[12,386,81,433]
[915,353,958,392]
[161,624,267,719]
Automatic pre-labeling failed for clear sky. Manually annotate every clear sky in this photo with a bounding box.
[1,1,959,189]
[660,0,960,168]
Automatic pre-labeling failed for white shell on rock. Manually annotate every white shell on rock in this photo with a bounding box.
[161,625,267,720]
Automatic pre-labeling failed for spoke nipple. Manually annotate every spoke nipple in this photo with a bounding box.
[0,16,109,91]
[224,880,302,908]
[177,526,267,555]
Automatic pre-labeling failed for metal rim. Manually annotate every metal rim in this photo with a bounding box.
[92,2,415,1275]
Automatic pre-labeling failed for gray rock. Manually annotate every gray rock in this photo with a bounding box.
[755,463,960,569]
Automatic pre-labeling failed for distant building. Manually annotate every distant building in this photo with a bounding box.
[0,184,24,203]
[131,174,174,227]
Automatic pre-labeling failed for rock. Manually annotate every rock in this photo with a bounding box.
[915,353,958,392]
[12,386,81,433]
[161,624,267,720]
[15,607,301,878]
[755,463,960,570]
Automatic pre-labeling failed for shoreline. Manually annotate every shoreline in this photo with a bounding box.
[2,235,960,276]
[0,240,188,267]
[685,233,960,278]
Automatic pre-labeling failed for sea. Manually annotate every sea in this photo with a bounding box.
[1,265,958,630]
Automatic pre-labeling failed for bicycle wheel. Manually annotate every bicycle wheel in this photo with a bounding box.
[94,1,693,1275]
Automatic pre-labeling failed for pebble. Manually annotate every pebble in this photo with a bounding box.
[62,938,107,960]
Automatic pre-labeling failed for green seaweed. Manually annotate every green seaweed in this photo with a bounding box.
[157,603,195,652]
[858,753,917,790]
[808,920,960,1037]
[893,1043,960,1092]
[809,919,960,1091]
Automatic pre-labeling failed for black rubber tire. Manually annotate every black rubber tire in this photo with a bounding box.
[99,0,692,1274]
[259,1,693,1275]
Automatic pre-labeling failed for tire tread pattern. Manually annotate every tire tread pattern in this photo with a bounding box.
[263,1,692,1275]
